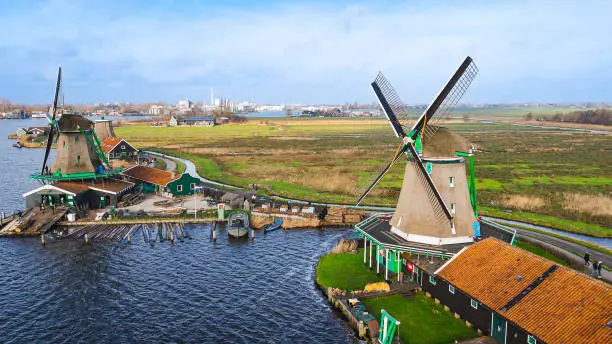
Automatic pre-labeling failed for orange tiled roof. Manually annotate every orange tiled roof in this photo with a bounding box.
[122,165,179,186]
[101,137,123,153]
[438,238,612,344]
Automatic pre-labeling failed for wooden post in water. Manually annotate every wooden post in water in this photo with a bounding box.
[127,231,131,244]
[84,233,89,244]
[212,223,217,241]
[250,227,254,241]
[1,211,4,223]
[40,234,45,246]
[169,230,174,243]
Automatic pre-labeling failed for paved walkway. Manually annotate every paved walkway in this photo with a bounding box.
[501,223,611,283]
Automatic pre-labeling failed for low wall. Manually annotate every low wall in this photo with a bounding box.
[251,212,321,229]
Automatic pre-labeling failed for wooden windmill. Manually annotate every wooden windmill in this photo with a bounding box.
[36,67,113,181]
[357,56,479,246]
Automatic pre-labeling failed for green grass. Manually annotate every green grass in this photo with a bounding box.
[116,119,612,236]
[153,158,167,170]
[316,249,384,291]
[361,294,478,344]
[173,159,186,174]
[480,206,612,238]
[508,222,612,256]
[515,240,569,266]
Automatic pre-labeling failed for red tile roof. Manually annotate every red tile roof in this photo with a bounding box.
[438,238,612,344]
[122,165,179,186]
[101,137,123,153]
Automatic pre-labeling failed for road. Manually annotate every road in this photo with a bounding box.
[502,222,611,269]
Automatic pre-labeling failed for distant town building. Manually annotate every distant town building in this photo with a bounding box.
[183,117,215,127]
[177,98,194,112]
[148,105,165,116]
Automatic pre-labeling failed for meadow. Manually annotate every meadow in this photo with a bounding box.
[116,116,612,237]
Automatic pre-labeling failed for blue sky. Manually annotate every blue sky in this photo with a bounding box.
[0,0,611,105]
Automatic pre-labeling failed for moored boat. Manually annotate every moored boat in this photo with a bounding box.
[263,219,283,233]
[12,142,22,148]
[227,211,249,238]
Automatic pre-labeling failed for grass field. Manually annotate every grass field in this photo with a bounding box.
[116,117,612,236]
[361,294,478,344]
[515,240,569,266]
[316,249,384,291]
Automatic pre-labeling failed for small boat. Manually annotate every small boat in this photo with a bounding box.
[227,211,249,238]
[12,142,22,148]
[263,219,283,233]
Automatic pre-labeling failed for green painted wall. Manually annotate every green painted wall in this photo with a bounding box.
[166,173,202,196]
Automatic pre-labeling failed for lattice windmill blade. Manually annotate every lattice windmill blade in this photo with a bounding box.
[371,72,418,138]
[409,56,478,141]
[355,143,407,205]
[41,67,62,175]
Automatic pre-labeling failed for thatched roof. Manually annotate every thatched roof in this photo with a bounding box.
[422,126,471,157]
[57,114,93,132]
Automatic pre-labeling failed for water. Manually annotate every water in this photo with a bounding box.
[0,118,360,343]
[0,118,53,214]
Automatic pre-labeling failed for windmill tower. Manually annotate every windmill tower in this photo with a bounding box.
[94,117,115,142]
[37,67,112,180]
[51,114,105,175]
[357,56,479,246]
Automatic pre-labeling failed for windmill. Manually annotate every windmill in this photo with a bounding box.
[34,67,115,182]
[357,56,479,246]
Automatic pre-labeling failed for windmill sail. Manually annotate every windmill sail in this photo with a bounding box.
[41,67,62,175]
[371,72,418,137]
[411,56,479,142]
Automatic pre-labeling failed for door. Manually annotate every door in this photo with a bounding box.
[492,313,507,344]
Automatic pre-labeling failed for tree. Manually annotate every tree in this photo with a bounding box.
[524,112,534,121]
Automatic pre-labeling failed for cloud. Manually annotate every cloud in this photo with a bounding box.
[0,0,611,104]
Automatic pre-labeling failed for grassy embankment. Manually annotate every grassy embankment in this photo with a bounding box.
[316,249,384,291]
[316,249,477,344]
[361,294,478,344]
[515,241,569,266]
[153,157,167,171]
[116,115,611,237]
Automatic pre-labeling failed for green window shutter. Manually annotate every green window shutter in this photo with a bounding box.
[470,299,478,309]
[449,285,455,294]
[429,275,436,285]
[527,335,537,344]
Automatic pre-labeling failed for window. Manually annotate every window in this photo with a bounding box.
[63,140,66,148]
[121,145,125,149]
[449,176,455,187]
[109,153,114,159]
[451,203,456,214]
[429,275,436,285]
[470,299,478,309]
[527,335,537,344]
[177,185,183,192]
[75,137,79,143]
[190,183,195,190]
[449,285,455,294]
[77,155,81,163]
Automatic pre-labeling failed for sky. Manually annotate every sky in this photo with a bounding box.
[0,0,611,105]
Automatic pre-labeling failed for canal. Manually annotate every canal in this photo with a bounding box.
[0,119,361,343]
